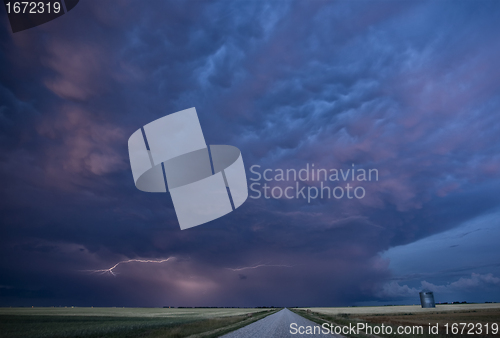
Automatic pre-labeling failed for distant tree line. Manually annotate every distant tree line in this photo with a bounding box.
[163,306,279,308]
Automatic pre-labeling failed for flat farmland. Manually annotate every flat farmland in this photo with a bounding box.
[300,303,500,315]
[0,307,276,338]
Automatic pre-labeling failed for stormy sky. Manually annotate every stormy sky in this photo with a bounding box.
[1,0,500,307]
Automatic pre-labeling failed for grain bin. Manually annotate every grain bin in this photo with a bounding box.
[419,290,435,308]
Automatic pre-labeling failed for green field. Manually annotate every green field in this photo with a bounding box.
[0,307,277,338]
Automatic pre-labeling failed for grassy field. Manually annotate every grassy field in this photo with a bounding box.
[293,304,500,338]
[0,307,278,338]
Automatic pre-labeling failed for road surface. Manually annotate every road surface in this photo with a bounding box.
[222,308,344,337]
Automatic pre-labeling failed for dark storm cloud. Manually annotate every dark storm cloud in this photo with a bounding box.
[1,0,500,307]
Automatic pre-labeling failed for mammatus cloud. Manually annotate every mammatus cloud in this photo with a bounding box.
[43,41,107,101]
[37,107,126,177]
[1,1,500,307]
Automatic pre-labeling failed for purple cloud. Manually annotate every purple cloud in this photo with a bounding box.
[1,0,500,307]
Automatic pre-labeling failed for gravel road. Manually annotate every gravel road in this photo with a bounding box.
[221,308,344,338]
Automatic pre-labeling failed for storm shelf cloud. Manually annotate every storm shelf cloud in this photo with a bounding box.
[1,0,500,307]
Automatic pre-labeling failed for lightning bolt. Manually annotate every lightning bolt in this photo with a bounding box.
[226,263,293,271]
[85,257,176,276]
